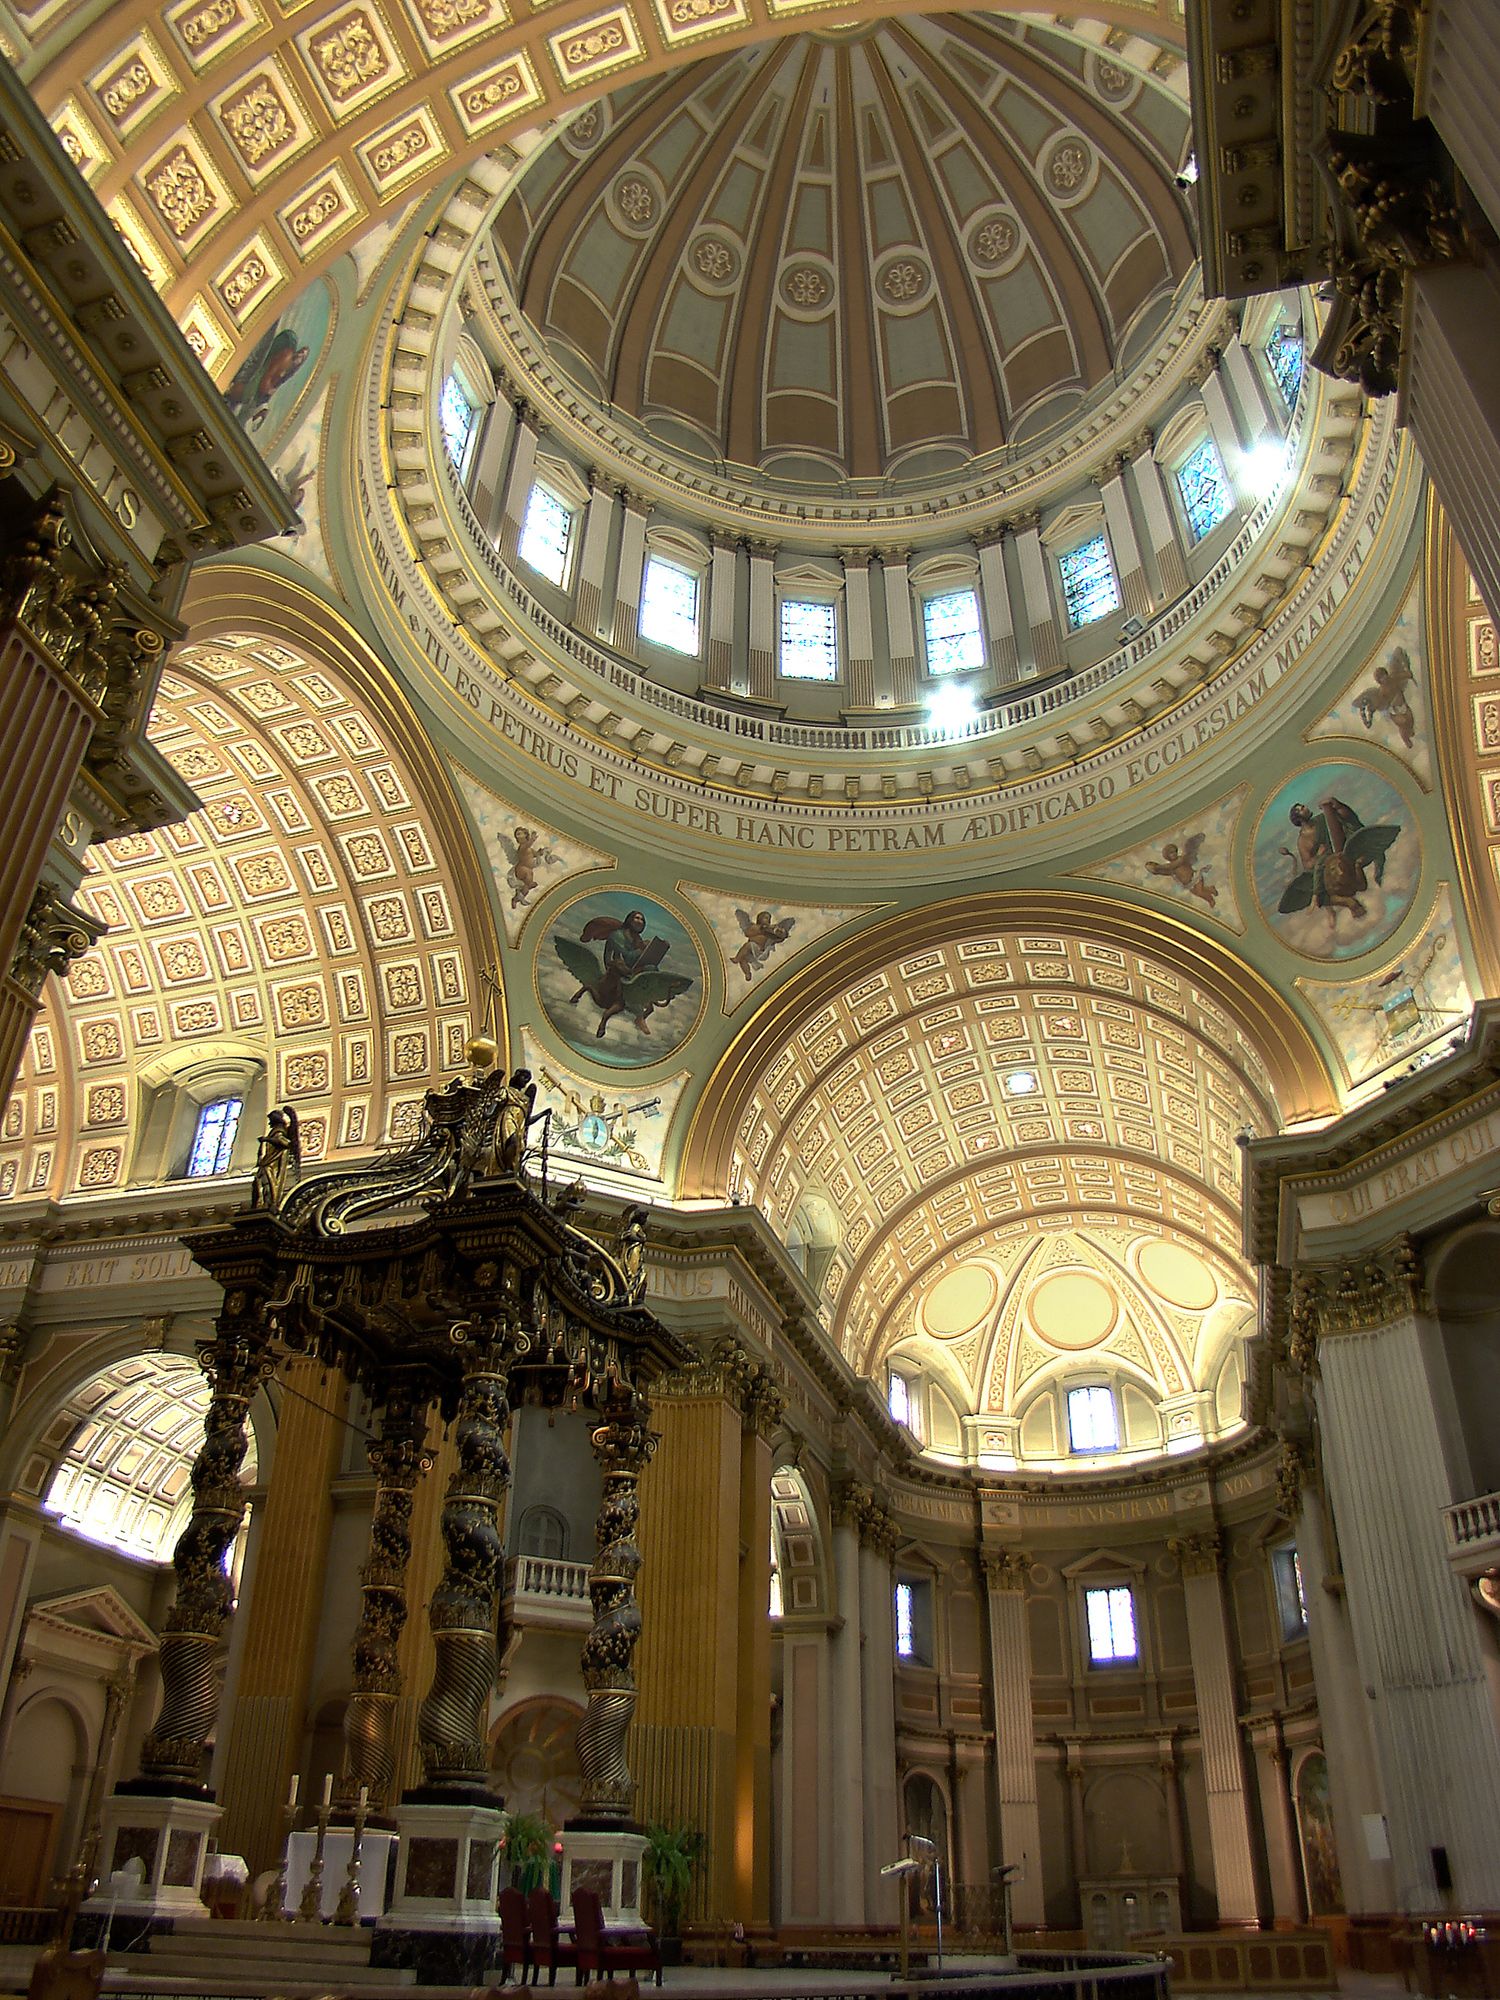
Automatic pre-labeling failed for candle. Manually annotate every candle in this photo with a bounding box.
[287,1774,299,1810]
[322,1772,333,1808]
[358,1786,368,1814]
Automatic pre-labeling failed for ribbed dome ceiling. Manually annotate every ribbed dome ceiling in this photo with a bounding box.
[493,14,1196,486]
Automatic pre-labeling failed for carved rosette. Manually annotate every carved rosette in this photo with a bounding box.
[340,1386,432,1813]
[575,1402,656,1822]
[416,1325,512,1792]
[140,1300,272,1787]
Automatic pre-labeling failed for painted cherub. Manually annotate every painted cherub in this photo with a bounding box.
[732,908,796,981]
[1354,646,1416,750]
[1145,833,1218,908]
[504,825,558,911]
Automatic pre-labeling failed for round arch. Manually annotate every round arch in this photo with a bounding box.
[680,890,1336,1201]
[769,1465,827,1622]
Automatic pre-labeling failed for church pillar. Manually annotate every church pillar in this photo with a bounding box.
[1171,1529,1260,1923]
[1222,335,1277,442]
[497,405,541,564]
[1065,1742,1088,1894]
[1198,353,1247,472]
[1129,437,1190,602]
[1311,1248,1500,1911]
[1251,1716,1306,1924]
[217,1356,347,1872]
[746,545,777,703]
[1279,1429,1388,1914]
[976,533,1019,685]
[609,492,649,654]
[1158,1734,1188,1887]
[1099,457,1151,622]
[706,534,737,693]
[574,476,616,640]
[981,1548,1044,1925]
[389,1412,459,1798]
[734,1410,773,1923]
[880,553,917,706]
[777,1624,830,1922]
[1011,513,1063,676]
[857,1495,900,1912]
[634,1342,773,1921]
[842,554,876,712]
[828,1506,868,1920]
[473,386,517,541]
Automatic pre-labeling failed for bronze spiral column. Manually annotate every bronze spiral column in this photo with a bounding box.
[338,1384,432,1815]
[415,1325,511,1792]
[575,1398,657,1822]
[140,1301,270,1789]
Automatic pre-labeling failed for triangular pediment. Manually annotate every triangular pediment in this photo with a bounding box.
[28,1586,157,1649]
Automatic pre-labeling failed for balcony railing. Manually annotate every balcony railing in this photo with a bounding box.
[503,1554,592,1628]
[1442,1492,1500,1575]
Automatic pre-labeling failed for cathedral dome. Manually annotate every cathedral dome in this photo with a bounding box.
[490,13,1196,495]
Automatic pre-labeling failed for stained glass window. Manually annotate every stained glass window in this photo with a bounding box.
[1059,534,1120,629]
[779,597,839,681]
[895,1581,915,1658]
[1266,325,1305,410]
[922,587,985,675]
[1273,1545,1308,1637]
[439,373,479,475]
[1084,1585,1138,1665]
[639,554,701,654]
[1067,1383,1119,1453]
[187,1096,243,1178]
[1176,437,1234,542]
[518,484,575,587]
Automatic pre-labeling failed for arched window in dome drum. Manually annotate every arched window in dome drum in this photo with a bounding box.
[1058,534,1121,629]
[921,587,985,676]
[1266,325,1305,411]
[1175,438,1234,543]
[639,554,702,655]
[439,373,480,478]
[518,483,577,588]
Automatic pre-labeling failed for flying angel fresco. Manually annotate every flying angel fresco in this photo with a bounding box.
[555,908,695,1040]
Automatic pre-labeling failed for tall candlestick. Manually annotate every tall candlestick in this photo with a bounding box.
[288,1773,299,1811]
[322,1771,333,1808]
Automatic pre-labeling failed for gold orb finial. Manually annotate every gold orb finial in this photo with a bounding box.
[465,1034,499,1072]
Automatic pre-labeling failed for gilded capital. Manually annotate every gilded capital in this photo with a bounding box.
[1170,1529,1222,1578]
[979,1547,1029,1592]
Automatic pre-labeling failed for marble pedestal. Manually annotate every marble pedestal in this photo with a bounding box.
[560,1827,649,1929]
[81,1791,222,1923]
[371,1799,507,1985]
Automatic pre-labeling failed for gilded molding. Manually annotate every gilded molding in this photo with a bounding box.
[1169,1528,1222,1579]
[979,1547,1029,1593]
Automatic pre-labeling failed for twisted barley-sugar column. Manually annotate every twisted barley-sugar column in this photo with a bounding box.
[218,1356,346,1869]
[140,1301,270,1787]
[339,1386,433,1814]
[575,1404,656,1821]
[415,1329,511,1789]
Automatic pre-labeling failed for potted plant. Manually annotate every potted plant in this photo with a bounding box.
[505,1811,555,1894]
[641,1820,706,1960]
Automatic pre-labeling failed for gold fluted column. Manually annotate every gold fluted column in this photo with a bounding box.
[218,1357,347,1871]
[633,1338,782,1924]
[733,1396,773,1924]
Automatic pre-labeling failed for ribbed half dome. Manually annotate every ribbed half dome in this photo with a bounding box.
[493,13,1196,487]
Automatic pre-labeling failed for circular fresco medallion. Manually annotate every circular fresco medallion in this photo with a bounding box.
[537,888,703,1068]
[1138,1239,1218,1312]
[1028,1267,1117,1350]
[1251,761,1420,961]
[923,1264,999,1337]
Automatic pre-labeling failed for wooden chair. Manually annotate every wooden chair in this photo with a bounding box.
[569,1888,663,1987]
[498,1886,532,1984]
[526,1887,578,1986]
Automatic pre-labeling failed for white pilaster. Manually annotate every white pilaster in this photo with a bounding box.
[707,535,737,692]
[976,535,1019,684]
[1174,1531,1260,1923]
[859,1535,900,1916]
[881,555,917,706]
[747,546,777,702]
[1012,517,1063,675]
[1131,445,1189,601]
[1222,335,1277,441]
[843,556,876,711]
[575,477,616,640]
[778,1628,832,1921]
[1318,1313,1500,1910]
[829,1520,867,1920]
[473,389,516,542]
[1099,461,1150,622]
[610,494,649,652]
[982,1551,1044,1926]
[1200,360,1247,467]
[497,407,540,563]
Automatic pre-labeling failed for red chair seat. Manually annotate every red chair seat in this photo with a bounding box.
[570,1887,663,1987]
